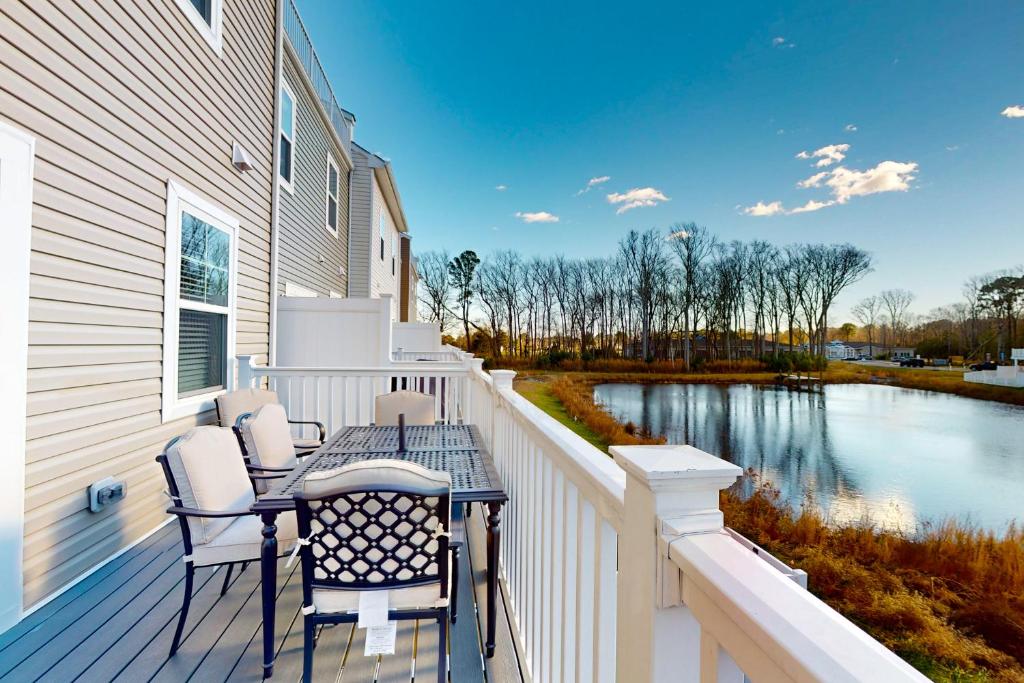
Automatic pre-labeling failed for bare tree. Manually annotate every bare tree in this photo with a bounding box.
[619,229,668,360]
[851,295,883,355]
[448,250,480,351]
[881,288,915,346]
[667,223,716,368]
[417,250,452,331]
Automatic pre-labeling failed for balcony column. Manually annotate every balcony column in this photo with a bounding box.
[488,370,515,461]
[610,445,742,683]
[237,355,256,389]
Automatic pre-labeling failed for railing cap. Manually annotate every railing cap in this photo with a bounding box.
[610,445,741,489]
[490,369,516,389]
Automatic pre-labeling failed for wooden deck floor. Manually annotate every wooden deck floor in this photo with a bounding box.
[0,506,523,682]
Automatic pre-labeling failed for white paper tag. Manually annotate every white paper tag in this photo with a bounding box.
[357,590,389,628]
[364,621,398,656]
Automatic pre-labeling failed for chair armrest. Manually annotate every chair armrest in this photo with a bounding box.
[249,472,287,481]
[165,506,253,519]
[246,463,294,473]
[288,419,326,442]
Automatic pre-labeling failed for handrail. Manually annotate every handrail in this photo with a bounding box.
[284,0,350,145]
[668,531,925,682]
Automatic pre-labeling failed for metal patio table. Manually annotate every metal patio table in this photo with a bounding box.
[251,424,508,678]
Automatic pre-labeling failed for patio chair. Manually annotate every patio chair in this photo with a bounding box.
[374,390,436,426]
[292,460,461,683]
[216,388,325,456]
[235,402,302,494]
[156,426,299,657]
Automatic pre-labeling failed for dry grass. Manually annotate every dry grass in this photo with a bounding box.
[523,373,1024,681]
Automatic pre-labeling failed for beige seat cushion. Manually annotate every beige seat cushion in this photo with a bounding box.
[191,511,299,567]
[302,460,451,498]
[216,388,279,428]
[240,403,298,493]
[311,570,449,614]
[293,437,322,450]
[165,427,255,545]
[374,390,436,426]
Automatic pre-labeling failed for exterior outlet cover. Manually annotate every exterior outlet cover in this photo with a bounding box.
[88,477,127,513]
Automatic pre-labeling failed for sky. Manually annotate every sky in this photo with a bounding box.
[297,0,1024,321]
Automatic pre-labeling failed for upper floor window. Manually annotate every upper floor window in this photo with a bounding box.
[379,212,386,260]
[173,0,223,55]
[326,155,339,236]
[392,234,398,275]
[279,83,296,192]
[162,181,238,421]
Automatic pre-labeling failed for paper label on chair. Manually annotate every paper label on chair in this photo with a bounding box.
[357,590,389,628]
[364,621,397,656]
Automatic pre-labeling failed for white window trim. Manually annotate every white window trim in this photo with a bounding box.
[172,0,223,56]
[325,153,339,238]
[279,81,297,195]
[162,179,239,422]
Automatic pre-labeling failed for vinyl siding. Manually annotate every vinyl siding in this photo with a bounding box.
[348,145,374,297]
[371,179,402,321]
[0,0,276,606]
[276,54,350,297]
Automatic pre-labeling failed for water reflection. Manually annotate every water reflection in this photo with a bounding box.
[594,383,1024,532]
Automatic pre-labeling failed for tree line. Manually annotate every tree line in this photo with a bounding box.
[844,270,1024,360]
[417,224,874,367]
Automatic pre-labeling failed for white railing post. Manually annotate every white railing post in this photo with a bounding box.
[237,355,256,389]
[379,294,393,365]
[489,370,514,456]
[610,445,742,683]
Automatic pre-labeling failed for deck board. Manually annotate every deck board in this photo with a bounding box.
[0,514,522,683]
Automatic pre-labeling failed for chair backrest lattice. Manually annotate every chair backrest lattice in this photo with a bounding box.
[297,489,449,592]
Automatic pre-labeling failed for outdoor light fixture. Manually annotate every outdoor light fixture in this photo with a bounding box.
[231,142,254,172]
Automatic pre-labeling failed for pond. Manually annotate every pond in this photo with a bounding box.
[593,383,1024,532]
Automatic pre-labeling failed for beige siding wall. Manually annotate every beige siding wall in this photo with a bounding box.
[348,145,373,297]
[0,0,276,606]
[371,179,402,320]
[277,54,350,297]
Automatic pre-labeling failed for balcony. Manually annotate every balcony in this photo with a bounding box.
[0,351,927,682]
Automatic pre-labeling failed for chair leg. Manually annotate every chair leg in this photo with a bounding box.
[169,562,194,657]
[450,546,460,624]
[437,612,448,683]
[302,616,315,683]
[220,563,234,596]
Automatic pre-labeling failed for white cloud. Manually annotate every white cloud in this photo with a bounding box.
[742,201,784,216]
[796,171,829,189]
[667,229,689,241]
[577,175,611,195]
[825,160,918,203]
[515,211,559,223]
[789,199,835,214]
[795,143,850,167]
[945,145,959,152]
[845,123,858,132]
[495,184,507,191]
[606,187,670,214]
[772,36,794,48]
[1001,105,1024,118]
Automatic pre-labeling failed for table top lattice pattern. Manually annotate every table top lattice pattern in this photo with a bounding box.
[327,424,479,453]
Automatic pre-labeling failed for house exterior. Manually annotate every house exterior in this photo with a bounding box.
[274,3,354,300]
[399,233,419,322]
[824,340,858,360]
[0,0,278,620]
[348,142,410,321]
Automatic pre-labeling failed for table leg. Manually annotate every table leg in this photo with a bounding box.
[260,511,279,678]
[485,501,502,658]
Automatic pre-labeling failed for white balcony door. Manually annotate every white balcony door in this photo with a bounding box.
[0,122,34,631]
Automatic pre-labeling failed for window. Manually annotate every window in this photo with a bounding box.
[326,154,339,236]
[162,181,238,421]
[379,212,386,260]
[173,0,223,54]
[392,234,397,276]
[279,83,296,192]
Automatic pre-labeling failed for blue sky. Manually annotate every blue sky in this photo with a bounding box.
[297,1,1024,320]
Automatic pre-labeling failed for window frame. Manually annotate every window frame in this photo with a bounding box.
[379,210,386,261]
[278,81,297,194]
[172,0,224,56]
[392,233,398,276]
[325,153,340,237]
[161,180,239,422]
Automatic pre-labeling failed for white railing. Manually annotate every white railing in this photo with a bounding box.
[478,368,625,683]
[236,356,471,434]
[284,0,350,145]
[234,355,928,683]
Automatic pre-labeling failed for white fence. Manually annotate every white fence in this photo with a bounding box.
[234,355,927,683]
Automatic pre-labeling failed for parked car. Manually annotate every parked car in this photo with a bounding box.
[969,361,998,371]
[899,357,925,367]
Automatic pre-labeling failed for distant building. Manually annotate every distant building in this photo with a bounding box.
[824,341,858,360]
